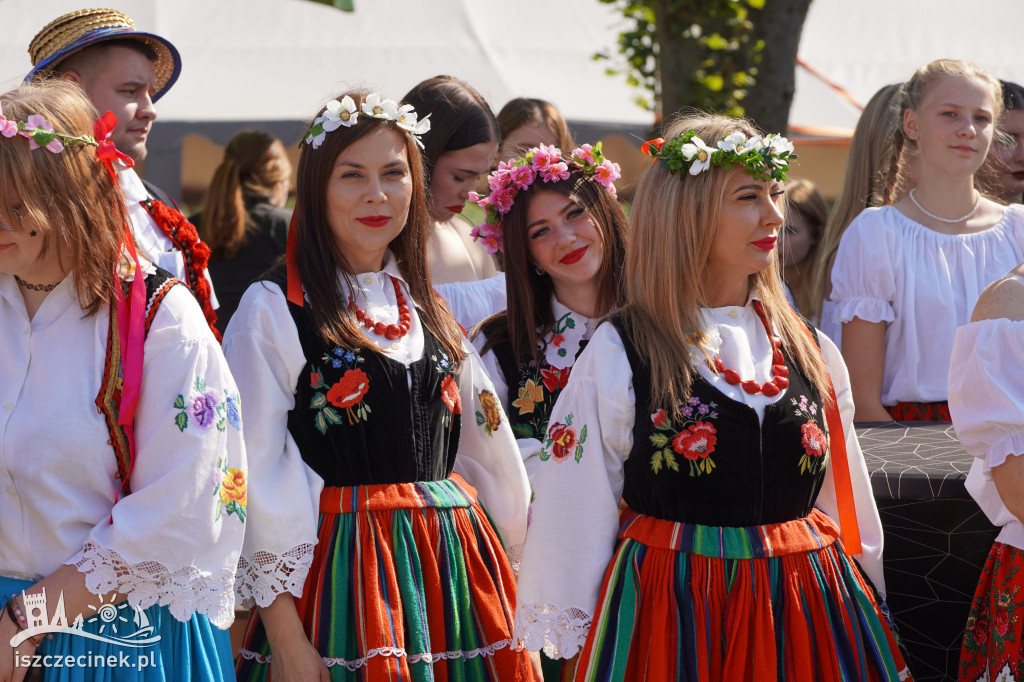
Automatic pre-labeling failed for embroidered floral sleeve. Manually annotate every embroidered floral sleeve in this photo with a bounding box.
[516,322,634,656]
[222,282,324,608]
[450,341,531,553]
[68,284,246,627]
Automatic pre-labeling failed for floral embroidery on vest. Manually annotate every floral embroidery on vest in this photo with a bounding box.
[433,353,461,428]
[476,389,503,436]
[542,412,587,463]
[310,347,371,432]
[212,457,247,523]
[648,396,720,476]
[792,395,828,474]
[173,377,243,433]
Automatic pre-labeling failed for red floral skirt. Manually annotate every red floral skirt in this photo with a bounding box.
[885,401,951,422]
[960,541,1024,680]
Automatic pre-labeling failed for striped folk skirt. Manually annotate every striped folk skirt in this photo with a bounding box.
[959,541,1024,681]
[574,507,912,681]
[236,474,535,681]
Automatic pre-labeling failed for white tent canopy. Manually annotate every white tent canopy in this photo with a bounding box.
[2,0,1024,194]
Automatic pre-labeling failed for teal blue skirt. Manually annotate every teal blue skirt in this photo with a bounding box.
[1,576,233,681]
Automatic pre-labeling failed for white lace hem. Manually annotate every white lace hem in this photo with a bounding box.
[235,543,315,608]
[238,638,523,671]
[514,600,591,659]
[69,541,236,629]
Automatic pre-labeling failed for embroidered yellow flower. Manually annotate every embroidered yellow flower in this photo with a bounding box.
[219,468,247,507]
[512,379,544,415]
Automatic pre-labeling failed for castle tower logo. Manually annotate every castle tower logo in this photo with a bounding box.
[8,590,161,649]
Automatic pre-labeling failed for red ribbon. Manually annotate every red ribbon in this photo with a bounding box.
[93,111,134,179]
[285,211,304,307]
[640,137,665,158]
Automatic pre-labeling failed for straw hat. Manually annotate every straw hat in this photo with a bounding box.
[27,8,181,102]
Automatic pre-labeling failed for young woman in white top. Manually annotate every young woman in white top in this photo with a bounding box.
[832,59,1024,422]
[948,263,1024,679]
[515,113,911,680]
[0,81,244,681]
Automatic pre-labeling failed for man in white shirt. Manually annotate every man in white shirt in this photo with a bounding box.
[26,8,220,333]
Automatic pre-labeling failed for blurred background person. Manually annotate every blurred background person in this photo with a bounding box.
[780,178,826,319]
[495,97,574,165]
[981,80,1024,205]
[403,75,499,284]
[194,129,291,335]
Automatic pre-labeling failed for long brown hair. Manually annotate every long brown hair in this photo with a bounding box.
[0,80,127,316]
[618,112,832,413]
[476,171,628,361]
[783,178,827,316]
[496,98,574,157]
[199,129,290,259]
[293,90,465,364]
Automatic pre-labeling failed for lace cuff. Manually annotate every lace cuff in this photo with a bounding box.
[69,541,236,629]
[514,601,592,659]
[235,543,315,608]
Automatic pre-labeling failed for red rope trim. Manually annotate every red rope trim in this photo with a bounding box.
[141,199,221,341]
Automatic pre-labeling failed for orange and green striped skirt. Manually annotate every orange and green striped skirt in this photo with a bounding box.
[237,474,535,681]
[574,507,912,681]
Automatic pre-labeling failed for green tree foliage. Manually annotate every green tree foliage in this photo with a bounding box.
[596,0,766,118]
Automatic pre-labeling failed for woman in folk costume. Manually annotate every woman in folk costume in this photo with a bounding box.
[514,113,913,681]
[0,81,244,680]
[225,91,535,681]
[949,263,1024,680]
[471,142,626,483]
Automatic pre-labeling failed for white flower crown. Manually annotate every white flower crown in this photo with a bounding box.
[303,94,431,150]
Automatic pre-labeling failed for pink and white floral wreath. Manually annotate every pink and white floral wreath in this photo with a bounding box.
[470,143,621,254]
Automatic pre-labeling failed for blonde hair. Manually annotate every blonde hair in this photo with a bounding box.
[618,112,832,413]
[808,84,903,321]
[0,79,127,316]
[199,130,290,259]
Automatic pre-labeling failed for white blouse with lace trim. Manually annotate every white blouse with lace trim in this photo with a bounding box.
[514,300,885,658]
[0,273,245,629]
[223,254,530,608]
[830,204,1024,404]
[949,313,1024,553]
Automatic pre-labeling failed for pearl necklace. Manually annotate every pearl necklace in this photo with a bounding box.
[909,188,981,224]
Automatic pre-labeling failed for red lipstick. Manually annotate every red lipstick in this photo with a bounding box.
[448,205,464,214]
[560,245,589,265]
[357,215,390,228]
[752,237,777,251]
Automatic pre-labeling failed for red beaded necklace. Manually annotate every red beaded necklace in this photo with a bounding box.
[348,275,412,341]
[706,300,789,397]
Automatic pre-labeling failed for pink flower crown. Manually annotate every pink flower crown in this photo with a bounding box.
[470,143,621,254]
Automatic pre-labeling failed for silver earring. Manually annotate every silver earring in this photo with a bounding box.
[535,266,545,276]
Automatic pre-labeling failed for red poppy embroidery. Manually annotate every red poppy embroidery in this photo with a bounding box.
[327,369,370,409]
[801,421,827,458]
[650,408,670,429]
[542,413,587,463]
[672,421,717,461]
[539,366,571,392]
[792,396,828,475]
[440,375,461,415]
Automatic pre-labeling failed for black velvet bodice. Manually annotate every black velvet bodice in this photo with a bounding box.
[610,315,830,527]
[281,287,462,487]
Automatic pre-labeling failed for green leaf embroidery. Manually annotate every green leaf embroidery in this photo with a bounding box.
[314,411,328,435]
[193,376,206,392]
[664,449,679,472]
[557,348,567,357]
[323,406,343,424]
[652,450,663,474]
[476,411,485,426]
[217,417,226,432]
[579,424,588,445]
[310,393,327,409]
[174,394,185,409]
[512,423,533,439]
[650,433,668,448]
[174,411,188,432]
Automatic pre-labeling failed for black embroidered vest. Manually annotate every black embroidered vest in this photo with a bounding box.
[610,314,830,527]
[276,278,462,487]
[480,316,587,441]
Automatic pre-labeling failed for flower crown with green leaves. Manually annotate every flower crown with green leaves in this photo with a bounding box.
[303,93,431,150]
[469,142,621,254]
[641,130,796,182]
[1,103,98,153]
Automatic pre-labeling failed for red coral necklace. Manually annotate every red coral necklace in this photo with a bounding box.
[348,275,411,340]
[706,300,789,397]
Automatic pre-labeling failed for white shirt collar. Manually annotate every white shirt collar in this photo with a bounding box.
[541,296,594,368]
[117,167,148,203]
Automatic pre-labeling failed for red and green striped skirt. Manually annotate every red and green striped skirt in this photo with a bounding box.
[574,507,912,681]
[236,473,535,681]
[885,401,951,422]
